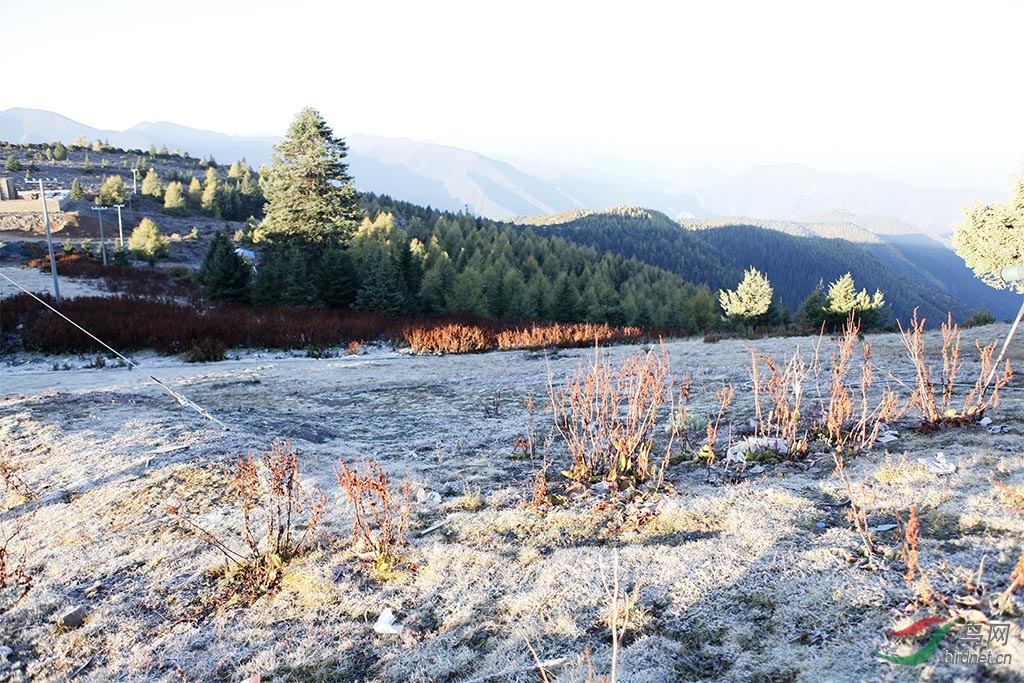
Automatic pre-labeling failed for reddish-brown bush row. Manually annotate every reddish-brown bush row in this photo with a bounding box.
[401,320,648,354]
[2,294,664,358]
[495,323,644,350]
[1,294,408,356]
[27,253,201,300]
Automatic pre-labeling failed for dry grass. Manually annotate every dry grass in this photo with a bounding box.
[1,325,1024,681]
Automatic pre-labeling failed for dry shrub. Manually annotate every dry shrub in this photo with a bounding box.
[168,440,326,597]
[335,458,411,575]
[0,446,35,610]
[748,348,809,453]
[550,344,672,486]
[496,323,643,350]
[824,315,899,452]
[832,454,875,561]
[403,322,491,354]
[895,505,935,603]
[899,309,1012,430]
[701,383,734,467]
[28,252,201,300]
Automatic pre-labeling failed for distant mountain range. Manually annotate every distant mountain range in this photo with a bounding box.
[0,107,1003,233]
[2,107,1016,319]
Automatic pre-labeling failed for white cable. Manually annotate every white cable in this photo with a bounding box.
[1,270,230,430]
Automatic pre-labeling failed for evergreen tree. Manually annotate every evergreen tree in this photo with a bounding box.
[794,280,827,332]
[255,107,361,245]
[823,272,886,329]
[128,217,170,264]
[163,181,188,216]
[82,153,94,174]
[52,141,68,161]
[201,167,223,218]
[4,155,19,172]
[188,176,203,205]
[70,178,85,201]
[354,248,406,314]
[198,231,251,303]
[252,246,287,306]
[96,175,128,205]
[281,247,313,306]
[315,247,357,308]
[449,266,489,317]
[952,169,1024,293]
[719,266,774,327]
[141,168,164,198]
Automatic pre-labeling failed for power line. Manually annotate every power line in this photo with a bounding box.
[0,270,229,430]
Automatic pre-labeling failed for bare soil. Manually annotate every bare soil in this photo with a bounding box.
[1,285,1023,681]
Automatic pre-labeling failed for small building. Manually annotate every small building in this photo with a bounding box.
[0,177,17,200]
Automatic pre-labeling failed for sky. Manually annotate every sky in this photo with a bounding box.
[3,0,1022,189]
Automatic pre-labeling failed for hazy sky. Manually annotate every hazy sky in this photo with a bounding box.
[4,0,1022,188]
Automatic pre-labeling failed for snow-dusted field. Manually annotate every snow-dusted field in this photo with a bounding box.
[1,277,1023,681]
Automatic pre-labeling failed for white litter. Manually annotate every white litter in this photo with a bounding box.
[979,416,993,427]
[415,488,441,505]
[917,452,957,475]
[374,608,405,635]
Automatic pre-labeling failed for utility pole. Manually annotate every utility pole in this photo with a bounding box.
[129,168,139,213]
[28,178,61,303]
[91,206,110,265]
[113,203,125,248]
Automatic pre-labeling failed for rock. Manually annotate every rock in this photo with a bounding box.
[0,645,11,662]
[56,605,87,629]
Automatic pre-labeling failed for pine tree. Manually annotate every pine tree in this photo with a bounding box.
[141,168,164,198]
[96,175,128,205]
[4,155,20,172]
[188,176,203,205]
[794,280,827,332]
[719,266,774,327]
[255,107,361,245]
[823,272,886,329]
[163,181,188,216]
[70,178,85,201]
[281,247,313,306]
[315,247,357,308]
[198,231,251,303]
[354,248,406,314]
[952,169,1024,293]
[52,141,68,161]
[201,167,223,218]
[128,217,169,265]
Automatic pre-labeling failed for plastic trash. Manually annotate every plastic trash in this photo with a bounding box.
[917,452,956,475]
[374,608,405,635]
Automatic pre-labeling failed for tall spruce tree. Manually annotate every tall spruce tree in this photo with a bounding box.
[254,107,361,245]
[198,232,251,303]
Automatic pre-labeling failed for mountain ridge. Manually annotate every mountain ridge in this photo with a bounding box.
[1,108,1003,234]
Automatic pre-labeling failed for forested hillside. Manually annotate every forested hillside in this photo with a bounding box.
[527,208,986,325]
[313,195,722,331]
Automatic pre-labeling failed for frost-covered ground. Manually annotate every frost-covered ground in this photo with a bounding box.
[1,273,1023,682]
